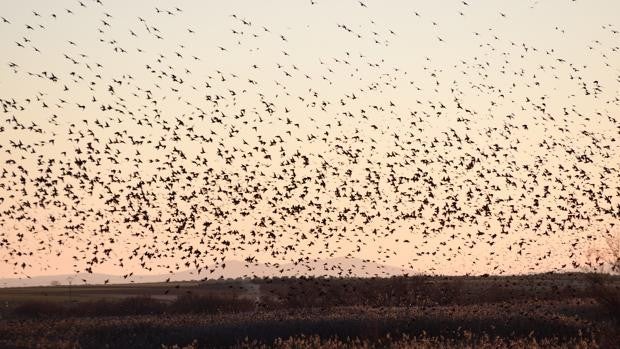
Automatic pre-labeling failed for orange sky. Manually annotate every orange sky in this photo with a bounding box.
[0,0,619,280]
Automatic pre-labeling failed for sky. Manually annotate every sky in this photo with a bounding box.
[0,0,619,281]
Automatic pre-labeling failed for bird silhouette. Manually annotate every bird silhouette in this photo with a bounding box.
[0,0,617,285]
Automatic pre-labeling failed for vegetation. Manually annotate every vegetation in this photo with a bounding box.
[9,294,254,318]
[585,230,620,323]
[0,273,619,348]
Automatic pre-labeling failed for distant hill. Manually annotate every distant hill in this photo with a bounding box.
[0,257,412,288]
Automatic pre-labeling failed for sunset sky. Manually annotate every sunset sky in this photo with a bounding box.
[1,0,619,281]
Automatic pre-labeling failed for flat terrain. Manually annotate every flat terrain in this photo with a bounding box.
[0,273,618,348]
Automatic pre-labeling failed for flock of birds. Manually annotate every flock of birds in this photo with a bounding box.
[0,0,619,282]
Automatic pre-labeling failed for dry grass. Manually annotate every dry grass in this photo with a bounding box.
[586,273,620,322]
[1,274,619,348]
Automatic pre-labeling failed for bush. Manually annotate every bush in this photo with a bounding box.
[587,273,620,322]
[69,296,166,317]
[116,296,167,315]
[9,294,257,319]
[12,300,64,318]
[170,294,255,314]
[585,229,620,323]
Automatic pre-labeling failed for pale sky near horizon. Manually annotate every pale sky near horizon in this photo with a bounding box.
[0,0,619,280]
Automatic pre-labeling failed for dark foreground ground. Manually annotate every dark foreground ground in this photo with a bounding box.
[0,273,618,348]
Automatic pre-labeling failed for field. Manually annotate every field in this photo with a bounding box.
[0,273,618,348]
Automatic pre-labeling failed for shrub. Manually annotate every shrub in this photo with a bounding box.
[116,296,167,315]
[11,300,64,318]
[70,296,166,316]
[170,294,255,314]
[587,273,620,322]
